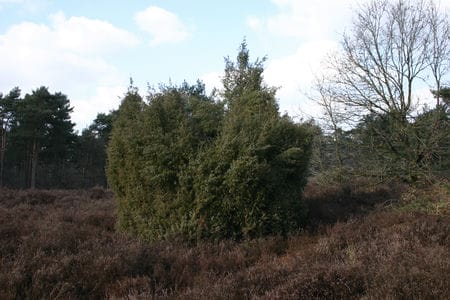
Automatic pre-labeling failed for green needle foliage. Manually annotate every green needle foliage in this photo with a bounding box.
[107,42,314,241]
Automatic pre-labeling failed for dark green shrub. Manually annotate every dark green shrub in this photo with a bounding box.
[107,43,313,240]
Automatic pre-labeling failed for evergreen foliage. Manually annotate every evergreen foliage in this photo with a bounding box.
[192,42,313,239]
[0,87,21,187]
[6,87,76,188]
[107,43,314,241]
[73,111,117,187]
[107,82,224,239]
[1,86,116,189]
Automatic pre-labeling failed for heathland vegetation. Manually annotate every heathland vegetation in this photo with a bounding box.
[0,0,449,298]
[0,182,448,298]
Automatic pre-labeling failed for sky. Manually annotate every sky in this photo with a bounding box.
[0,0,449,132]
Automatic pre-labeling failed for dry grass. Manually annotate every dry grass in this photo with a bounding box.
[0,183,449,299]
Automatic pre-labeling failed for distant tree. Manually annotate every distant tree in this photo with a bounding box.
[314,0,449,181]
[428,5,450,108]
[73,111,117,187]
[311,78,352,182]
[432,87,450,108]
[330,0,449,120]
[8,87,75,188]
[412,87,450,177]
[0,87,20,187]
[88,111,117,142]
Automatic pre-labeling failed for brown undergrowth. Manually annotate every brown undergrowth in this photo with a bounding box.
[0,182,448,299]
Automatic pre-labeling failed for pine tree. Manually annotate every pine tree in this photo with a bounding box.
[0,87,20,187]
[8,87,75,188]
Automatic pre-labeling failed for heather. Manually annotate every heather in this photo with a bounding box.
[1,182,448,299]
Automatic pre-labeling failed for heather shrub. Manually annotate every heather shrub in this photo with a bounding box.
[303,180,405,228]
[1,186,449,299]
[397,180,450,215]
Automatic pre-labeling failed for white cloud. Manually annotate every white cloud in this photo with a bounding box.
[261,0,449,39]
[246,16,264,32]
[412,87,436,111]
[265,41,337,90]
[73,85,126,132]
[0,21,123,89]
[0,14,138,130]
[440,0,450,9]
[264,40,338,119]
[135,6,191,46]
[200,71,222,95]
[253,0,355,40]
[51,12,139,54]
[241,1,359,120]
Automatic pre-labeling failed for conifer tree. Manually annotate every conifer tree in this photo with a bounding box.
[192,42,313,239]
[8,87,75,188]
[107,43,314,241]
[107,86,146,233]
[107,82,223,238]
[0,87,20,187]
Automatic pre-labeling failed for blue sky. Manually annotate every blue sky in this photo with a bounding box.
[1,0,448,131]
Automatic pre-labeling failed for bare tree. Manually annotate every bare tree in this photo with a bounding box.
[327,0,447,119]
[314,0,449,181]
[428,3,450,107]
[311,76,350,178]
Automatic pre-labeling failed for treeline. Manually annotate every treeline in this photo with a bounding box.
[0,86,115,189]
[310,89,450,183]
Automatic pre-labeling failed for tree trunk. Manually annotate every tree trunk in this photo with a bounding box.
[0,127,5,187]
[30,139,38,189]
